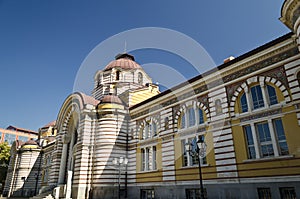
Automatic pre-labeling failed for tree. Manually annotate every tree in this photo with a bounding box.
[0,142,11,193]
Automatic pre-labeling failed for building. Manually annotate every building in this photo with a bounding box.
[0,126,38,146]
[2,122,56,198]
[4,0,300,198]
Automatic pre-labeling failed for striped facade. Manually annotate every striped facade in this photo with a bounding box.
[3,0,300,198]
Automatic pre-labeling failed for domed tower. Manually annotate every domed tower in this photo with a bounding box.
[280,0,300,51]
[92,53,159,106]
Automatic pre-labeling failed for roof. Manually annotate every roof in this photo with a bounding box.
[23,139,38,146]
[43,120,56,128]
[80,92,100,106]
[6,125,38,135]
[104,53,142,71]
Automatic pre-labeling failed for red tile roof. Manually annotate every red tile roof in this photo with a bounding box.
[104,58,141,71]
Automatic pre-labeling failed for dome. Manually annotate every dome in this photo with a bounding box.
[104,53,142,71]
[100,94,123,105]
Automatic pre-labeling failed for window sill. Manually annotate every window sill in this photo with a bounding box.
[138,169,159,174]
[180,164,210,169]
[139,136,159,143]
[177,123,207,133]
[243,154,294,163]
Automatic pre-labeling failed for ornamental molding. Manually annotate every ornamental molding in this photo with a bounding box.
[239,108,282,123]
[280,0,300,29]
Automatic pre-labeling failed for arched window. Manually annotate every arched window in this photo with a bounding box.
[239,84,279,113]
[142,120,158,139]
[267,85,277,105]
[188,107,196,127]
[240,93,248,113]
[251,85,264,109]
[198,108,204,124]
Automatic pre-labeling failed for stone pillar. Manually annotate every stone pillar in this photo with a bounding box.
[58,135,71,184]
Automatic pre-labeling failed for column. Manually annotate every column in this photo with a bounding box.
[250,124,260,159]
[260,82,268,108]
[245,87,252,112]
[58,135,70,184]
[268,119,279,157]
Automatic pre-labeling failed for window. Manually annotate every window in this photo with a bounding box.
[257,122,274,157]
[142,120,158,139]
[188,107,196,127]
[186,188,207,199]
[279,187,296,199]
[251,85,264,109]
[243,118,289,159]
[180,107,205,129]
[4,133,16,145]
[182,137,207,167]
[141,146,157,171]
[198,109,204,124]
[240,93,248,113]
[244,125,256,159]
[116,70,120,81]
[267,85,278,105]
[257,188,271,199]
[141,189,155,199]
[141,148,145,170]
[153,146,157,170]
[239,84,279,113]
[273,119,289,155]
[138,72,143,84]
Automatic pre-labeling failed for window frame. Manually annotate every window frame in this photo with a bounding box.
[243,118,289,160]
[181,137,207,167]
[140,145,157,172]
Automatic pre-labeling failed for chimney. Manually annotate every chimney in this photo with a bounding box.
[223,56,235,63]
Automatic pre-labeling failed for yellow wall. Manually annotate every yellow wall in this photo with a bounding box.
[174,131,217,181]
[136,139,163,183]
[232,83,300,178]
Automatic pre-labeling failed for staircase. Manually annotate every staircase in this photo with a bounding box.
[29,192,54,199]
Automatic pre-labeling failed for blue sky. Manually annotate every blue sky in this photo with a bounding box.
[0,0,289,131]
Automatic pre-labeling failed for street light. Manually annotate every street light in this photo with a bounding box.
[185,135,207,199]
[112,157,128,199]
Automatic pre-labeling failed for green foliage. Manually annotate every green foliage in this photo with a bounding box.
[0,142,11,190]
[0,142,11,165]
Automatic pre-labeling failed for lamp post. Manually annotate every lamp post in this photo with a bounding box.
[185,135,207,199]
[112,157,128,199]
